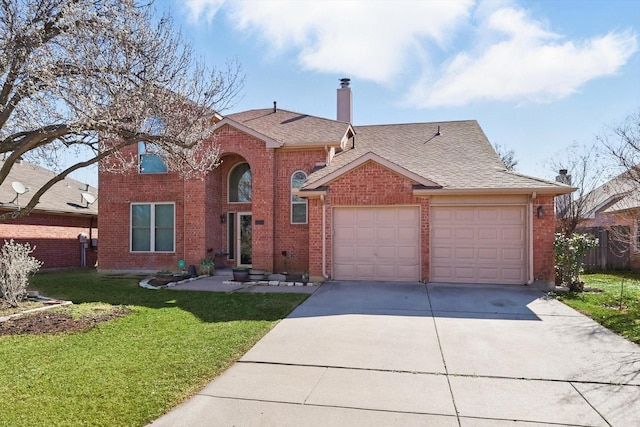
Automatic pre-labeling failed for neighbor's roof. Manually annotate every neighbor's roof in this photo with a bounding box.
[580,169,640,216]
[0,159,98,216]
[303,120,573,195]
[225,108,353,147]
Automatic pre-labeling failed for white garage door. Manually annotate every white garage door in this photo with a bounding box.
[333,206,420,281]
[431,206,526,285]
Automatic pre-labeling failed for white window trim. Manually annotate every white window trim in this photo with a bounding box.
[291,170,308,224]
[228,162,252,204]
[130,202,175,253]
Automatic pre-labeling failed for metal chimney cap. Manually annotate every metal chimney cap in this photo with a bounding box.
[340,78,351,88]
[559,169,568,175]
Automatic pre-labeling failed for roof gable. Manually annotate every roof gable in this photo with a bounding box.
[307,152,440,188]
[225,108,353,148]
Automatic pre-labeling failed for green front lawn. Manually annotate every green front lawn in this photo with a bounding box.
[555,271,640,345]
[0,271,307,427]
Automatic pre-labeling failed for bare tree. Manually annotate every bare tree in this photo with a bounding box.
[492,143,518,171]
[549,143,604,236]
[601,110,640,185]
[0,0,243,221]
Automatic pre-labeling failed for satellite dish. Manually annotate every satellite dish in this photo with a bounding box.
[81,192,96,207]
[10,181,28,207]
[12,181,27,194]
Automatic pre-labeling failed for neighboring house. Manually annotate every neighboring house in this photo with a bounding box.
[578,170,640,269]
[98,80,572,288]
[0,159,98,269]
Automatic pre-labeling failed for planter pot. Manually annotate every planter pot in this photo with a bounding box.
[232,270,249,282]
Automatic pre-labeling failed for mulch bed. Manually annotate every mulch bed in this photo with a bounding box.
[0,307,131,336]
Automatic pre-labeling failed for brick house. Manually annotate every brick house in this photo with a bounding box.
[98,80,572,289]
[0,159,98,269]
[577,170,640,269]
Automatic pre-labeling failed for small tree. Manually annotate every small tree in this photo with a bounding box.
[554,233,599,291]
[549,143,603,236]
[0,239,43,307]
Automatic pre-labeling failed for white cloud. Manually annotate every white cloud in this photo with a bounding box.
[195,0,474,83]
[182,0,639,108]
[184,0,227,23]
[411,6,638,107]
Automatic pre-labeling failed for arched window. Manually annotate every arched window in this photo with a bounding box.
[291,170,307,224]
[229,162,252,202]
[138,116,168,174]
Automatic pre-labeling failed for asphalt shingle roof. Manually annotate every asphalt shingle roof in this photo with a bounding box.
[303,120,571,193]
[0,160,98,216]
[227,109,351,146]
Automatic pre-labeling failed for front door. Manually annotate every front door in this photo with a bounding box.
[238,212,252,267]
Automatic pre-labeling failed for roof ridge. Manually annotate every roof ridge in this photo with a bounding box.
[355,119,478,128]
[227,108,349,125]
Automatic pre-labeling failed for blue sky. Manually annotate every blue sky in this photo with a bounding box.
[73,0,640,186]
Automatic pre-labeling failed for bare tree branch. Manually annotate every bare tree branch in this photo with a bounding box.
[0,0,244,219]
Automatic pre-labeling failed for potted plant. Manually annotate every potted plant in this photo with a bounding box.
[232,266,249,282]
[199,257,215,276]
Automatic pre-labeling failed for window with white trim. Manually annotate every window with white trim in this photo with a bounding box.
[291,170,307,224]
[138,117,168,174]
[229,162,252,202]
[131,203,175,252]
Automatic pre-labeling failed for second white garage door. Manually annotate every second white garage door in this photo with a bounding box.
[431,206,527,285]
[333,206,420,281]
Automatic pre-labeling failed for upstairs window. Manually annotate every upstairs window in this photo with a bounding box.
[229,162,252,202]
[139,117,168,174]
[291,170,307,224]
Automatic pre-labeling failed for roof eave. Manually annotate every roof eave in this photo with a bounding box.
[412,186,576,197]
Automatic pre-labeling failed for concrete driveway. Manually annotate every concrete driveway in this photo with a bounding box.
[150,282,640,426]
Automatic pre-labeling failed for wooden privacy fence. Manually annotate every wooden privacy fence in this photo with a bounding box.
[579,226,630,271]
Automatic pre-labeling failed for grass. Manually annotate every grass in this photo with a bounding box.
[0,270,307,426]
[555,271,640,345]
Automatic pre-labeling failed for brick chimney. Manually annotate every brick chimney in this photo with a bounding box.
[337,78,352,123]
[555,169,572,218]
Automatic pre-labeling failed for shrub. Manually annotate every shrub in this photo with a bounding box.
[0,240,43,307]
[554,233,599,291]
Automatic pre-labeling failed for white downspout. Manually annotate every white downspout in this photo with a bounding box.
[527,192,536,285]
[321,194,329,279]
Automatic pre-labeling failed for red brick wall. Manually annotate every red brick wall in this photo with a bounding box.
[533,195,556,283]
[273,149,326,273]
[0,211,98,269]
[308,161,429,280]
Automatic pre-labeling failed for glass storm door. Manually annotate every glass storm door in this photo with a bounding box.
[238,213,252,266]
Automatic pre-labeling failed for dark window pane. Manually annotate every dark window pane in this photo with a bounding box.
[292,203,307,224]
[229,163,251,202]
[132,229,151,251]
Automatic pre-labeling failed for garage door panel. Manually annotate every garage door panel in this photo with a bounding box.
[356,209,376,222]
[334,245,355,260]
[455,228,475,239]
[455,210,475,221]
[478,268,499,280]
[433,228,453,239]
[377,227,396,240]
[454,247,474,259]
[334,207,420,281]
[397,246,419,260]
[431,206,526,285]
[478,247,498,260]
